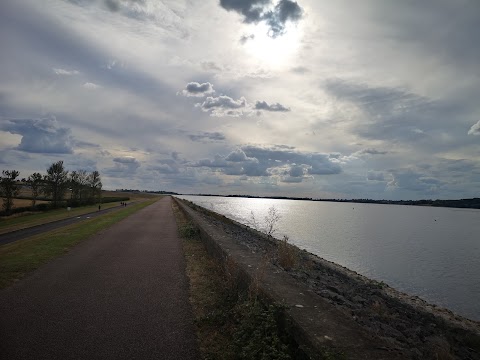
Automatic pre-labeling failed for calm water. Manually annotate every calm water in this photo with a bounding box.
[179,195,480,321]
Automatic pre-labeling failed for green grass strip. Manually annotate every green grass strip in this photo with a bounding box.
[0,200,157,289]
[0,202,122,235]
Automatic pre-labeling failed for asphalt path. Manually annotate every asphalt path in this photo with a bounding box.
[0,203,134,245]
[0,197,199,359]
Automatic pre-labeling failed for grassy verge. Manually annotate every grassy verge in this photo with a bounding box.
[0,201,128,235]
[0,200,156,289]
[172,200,302,360]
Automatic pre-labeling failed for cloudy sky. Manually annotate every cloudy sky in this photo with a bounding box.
[1,0,479,199]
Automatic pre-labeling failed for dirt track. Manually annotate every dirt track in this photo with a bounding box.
[0,197,199,360]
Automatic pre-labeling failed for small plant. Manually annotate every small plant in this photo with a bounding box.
[247,210,259,230]
[232,300,292,360]
[278,236,297,270]
[179,222,199,239]
[264,206,281,237]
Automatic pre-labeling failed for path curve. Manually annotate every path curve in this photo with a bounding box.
[0,196,199,360]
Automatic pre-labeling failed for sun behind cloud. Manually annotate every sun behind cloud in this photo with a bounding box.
[242,22,303,68]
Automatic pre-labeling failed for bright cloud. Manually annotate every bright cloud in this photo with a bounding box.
[0,0,479,199]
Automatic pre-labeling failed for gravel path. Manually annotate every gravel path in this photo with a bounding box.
[0,197,199,360]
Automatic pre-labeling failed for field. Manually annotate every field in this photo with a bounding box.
[11,198,50,208]
[0,189,164,235]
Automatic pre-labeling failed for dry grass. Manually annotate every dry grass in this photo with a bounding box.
[172,200,301,360]
[172,200,235,359]
[277,236,298,270]
[10,198,50,208]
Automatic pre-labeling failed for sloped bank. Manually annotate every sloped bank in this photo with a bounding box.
[174,198,480,360]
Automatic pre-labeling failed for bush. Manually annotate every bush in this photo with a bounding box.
[278,236,297,270]
[232,300,291,360]
[101,197,130,204]
[179,223,200,238]
[35,203,50,211]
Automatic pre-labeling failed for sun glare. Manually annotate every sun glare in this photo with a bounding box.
[243,23,302,68]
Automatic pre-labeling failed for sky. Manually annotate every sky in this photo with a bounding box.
[0,0,479,200]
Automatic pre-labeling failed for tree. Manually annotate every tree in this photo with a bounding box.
[76,170,89,202]
[0,170,20,214]
[88,171,102,204]
[27,172,44,207]
[44,161,69,208]
[68,170,90,205]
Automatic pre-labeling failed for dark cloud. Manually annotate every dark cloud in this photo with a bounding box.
[195,155,228,168]
[0,117,74,154]
[113,156,137,164]
[189,132,226,142]
[197,95,248,117]
[220,0,269,24]
[254,100,290,112]
[281,164,306,183]
[239,34,255,44]
[324,79,464,148]
[264,0,302,37]
[104,156,140,178]
[148,163,179,174]
[178,82,215,97]
[357,148,388,156]
[308,154,342,175]
[219,0,303,38]
[241,145,341,176]
[201,61,222,72]
[104,0,120,12]
[225,149,249,162]
[291,66,309,74]
[367,171,386,181]
[193,144,342,180]
[468,120,480,136]
[73,140,101,149]
[387,169,443,194]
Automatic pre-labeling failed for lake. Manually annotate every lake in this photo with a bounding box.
[178,195,480,321]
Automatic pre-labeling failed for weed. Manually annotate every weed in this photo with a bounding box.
[178,222,200,239]
[232,300,292,360]
[278,236,297,270]
[247,210,259,230]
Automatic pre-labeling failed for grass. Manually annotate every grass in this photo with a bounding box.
[0,199,156,289]
[0,201,128,235]
[0,190,162,234]
[277,236,297,271]
[172,200,302,360]
[10,198,50,207]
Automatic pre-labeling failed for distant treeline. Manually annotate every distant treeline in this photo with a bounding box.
[0,161,103,215]
[114,189,179,195]
[187,194,480,210]
[0,196,130,217]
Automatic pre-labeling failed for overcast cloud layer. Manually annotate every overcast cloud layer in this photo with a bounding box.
[0,0,479,200]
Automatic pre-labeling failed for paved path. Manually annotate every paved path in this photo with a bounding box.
[0,197,199,360]
[0,203,135,245]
